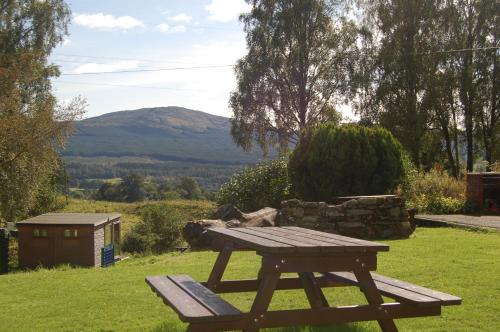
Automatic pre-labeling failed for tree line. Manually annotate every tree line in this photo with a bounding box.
[231,0,499,175]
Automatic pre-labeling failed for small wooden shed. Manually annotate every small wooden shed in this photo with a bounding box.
[17,213,121,268]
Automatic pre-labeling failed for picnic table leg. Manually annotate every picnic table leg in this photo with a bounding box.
[353,269,398,332]
[206,242,233,291]
[243,270,281,332]
[298,272,329,308]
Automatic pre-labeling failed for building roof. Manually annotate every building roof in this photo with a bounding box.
[17,213,121,227]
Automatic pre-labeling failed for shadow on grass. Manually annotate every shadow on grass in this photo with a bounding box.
[152,322,365,332]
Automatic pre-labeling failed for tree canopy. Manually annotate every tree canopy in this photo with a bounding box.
[230,0,356,153]
[0,0,85,223]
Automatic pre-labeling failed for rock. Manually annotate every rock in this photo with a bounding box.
[281,199,302,208]
[357,197,379,206]
[343,199,359,209]
[184,206,278,248]
[214,204,244,221]
[389,207,401,219]
[345,209,372,216]
[182,219,227,249]
[325,206,344,217]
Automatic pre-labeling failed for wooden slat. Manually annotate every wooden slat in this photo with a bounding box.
[169,275,241,316]
[283,227,389,252]
[233,228,319,253]
[263,254,377,273]
[257,227,362,253]
[145,276,213,322]
[370,273,462,305]
[186,303,442,331]
[208,227,295,253]
[202,276,348,293]
[326,272,443,306]
[247,227,348,252]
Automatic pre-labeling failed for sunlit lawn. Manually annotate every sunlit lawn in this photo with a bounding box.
[1,227,499,331]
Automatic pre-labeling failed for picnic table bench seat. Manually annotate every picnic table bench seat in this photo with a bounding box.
[145,275,242,323]
[326,272,462,307]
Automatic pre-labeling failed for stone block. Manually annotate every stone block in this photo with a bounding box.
[343,199,359,209]
[302,216,320,223]
[357,197,379,206]
[325,206,344,217]
[345,209,373,216]
[389,207,401,219]
[302,201,323,208]
[281,199,302,208]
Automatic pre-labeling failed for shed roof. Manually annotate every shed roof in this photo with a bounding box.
[17,213,121,227]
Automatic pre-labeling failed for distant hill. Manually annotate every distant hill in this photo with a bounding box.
[63,106,268,164]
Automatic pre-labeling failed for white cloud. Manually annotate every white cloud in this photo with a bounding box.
[170,25,186,33]
[169,13,192,23]
[74,13,144,30]
[205,0,250,22]
[155,23,186,33]
[73,61,139,74]
[155,23,170,32]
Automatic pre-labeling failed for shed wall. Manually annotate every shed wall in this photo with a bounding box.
[18,225,95,268]
[94,226,105,267]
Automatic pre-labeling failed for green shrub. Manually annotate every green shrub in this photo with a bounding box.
[122,204,184,254]
[216,158,291,212]
[289,124,405,201]
[400,168,466,214]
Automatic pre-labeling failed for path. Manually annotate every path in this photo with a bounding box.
[415,214,500,231]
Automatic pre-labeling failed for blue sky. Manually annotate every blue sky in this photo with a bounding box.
[51,0,251,118]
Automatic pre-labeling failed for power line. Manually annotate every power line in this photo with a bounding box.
[54,79,227,92]
[61,64,235,76]
[53,53,221,66]
[54,46,498,76]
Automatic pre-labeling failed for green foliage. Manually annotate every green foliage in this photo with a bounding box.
[122,204,184,254]
[400,168,466,214]
[289,124,405,201]
[217,158,291,212]
[175,177,204,200]
[120,173,146,202]
[94,174,207,203]
[230,0,357,152]
[0,0,85,223]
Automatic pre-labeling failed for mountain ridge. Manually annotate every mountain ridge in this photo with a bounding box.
[63,106,268,164]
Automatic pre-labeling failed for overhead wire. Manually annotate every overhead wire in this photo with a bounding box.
[60,64,235,76]
[54,80,227,93]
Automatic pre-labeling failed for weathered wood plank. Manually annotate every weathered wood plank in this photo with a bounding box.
[254,227,355,253]
[208,227,295,253]
[184,303,441,331]
[326,272,443,306]
[283,226,389,251]
[370,273,462,305]
[234,228,319,253]
[145,276,213,322]
[169,275,241,317]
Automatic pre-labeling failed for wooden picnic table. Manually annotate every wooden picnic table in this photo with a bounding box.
[146,226,461,332]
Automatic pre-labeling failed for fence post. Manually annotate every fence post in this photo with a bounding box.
[0,228,9,275]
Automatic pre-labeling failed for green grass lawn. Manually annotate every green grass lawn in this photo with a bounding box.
[1,227,499,332]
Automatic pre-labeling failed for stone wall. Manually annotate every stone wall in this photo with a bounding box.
[278,195,414,239]
[94,227,104,267]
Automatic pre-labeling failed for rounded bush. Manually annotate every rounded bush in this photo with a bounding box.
[289,124,404,201]
[216,158,290,212]
[122,204,184,254]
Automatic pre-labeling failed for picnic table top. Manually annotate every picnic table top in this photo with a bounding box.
[208,226,389,255]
